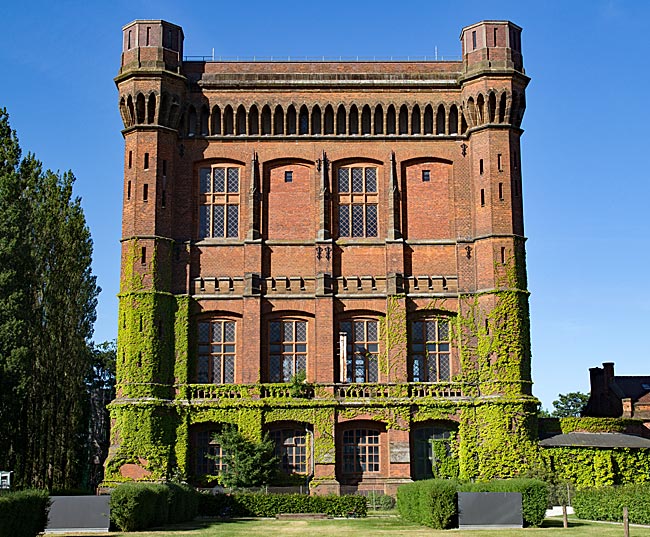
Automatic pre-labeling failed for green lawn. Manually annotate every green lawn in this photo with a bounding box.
[58,516,650,537]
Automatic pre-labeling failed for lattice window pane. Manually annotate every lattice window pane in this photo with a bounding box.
[339,205,350,237]
[413,355,423,382]
[439,354,450,381]
[213,205,225,237]
[199,206,210,239]
[270,321,281,342]
[212,356,222,383]
[213,168,225,192]
[365,167,377,192]
[224,355,235,383]
[283,322,294,341]
[295,321,307,342]
[224,321,235,342]
[426,321,437,342]
[282,356,293,382]
[367,321,378,341]
[439,320,449,340]
[351,205,364,237]
[198,322,210,343]
[270,355,282,382]
[338,168,349,192]
[227,168,239,193]
[296,355,306,374]
[366,205,378,237]
[226,205,238,237]
[197,355,209,383]
[212,322,222,343]
[200,168,211,193]
[351,167,364,192]
[412,321,424,343]
[368,359,378,382]
[427,357,438,382]
[354,321,365,341]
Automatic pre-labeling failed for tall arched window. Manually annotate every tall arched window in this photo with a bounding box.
[193,428,227,477]
[274,105,284,135]
[423,105,434,135]
[488,92,497,123]
[187,105,197,136]
[340,319,379,382]
[211,106,222,135]
[136,93,145,124]
[342,427,381,475]
[147,93,156,124]
[373,105,384,135]
[449,105,459,135]
[337,165,378,238]
[498,92,507,123]
[199,165,240,239]
[324,105,334,134]
[311,105,322,134]
[236,105,246,135]
[268,425,311,475]
[361,105,371,135]
[336,105,346,135]
[411,105,421,135]
[261,105,272,135]
[349,105,359,135]
[299,105,309,135]
[223,105,234,135]
[410,317,451,382]
[269,319,307,382]
[436,105,446,135]
[398,105,408,134]
[286,105,297,135]
[197,319,236,383]
[200,105,209,135]
[248,105,259,135]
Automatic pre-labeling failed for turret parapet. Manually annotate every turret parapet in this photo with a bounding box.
[461,21,523,74]
[120,20,184,74]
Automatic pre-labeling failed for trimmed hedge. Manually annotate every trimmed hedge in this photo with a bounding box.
[397,478,547,529]
[574,483,650,525]
[459,478,548,527]
[198,492,367,518]
[110,482,199,531]
[0,489,50,537]
[397,479,457,529]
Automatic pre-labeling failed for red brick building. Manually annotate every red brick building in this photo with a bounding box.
[107,19,536,494]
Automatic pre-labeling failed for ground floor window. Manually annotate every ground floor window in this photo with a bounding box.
[194,429,226,476]
[342,428,380,474]
[269,426,310,475]
[412,425,454,480]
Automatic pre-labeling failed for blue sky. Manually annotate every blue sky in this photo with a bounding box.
[2,0,648,410]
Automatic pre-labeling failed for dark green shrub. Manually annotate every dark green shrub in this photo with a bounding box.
[110,483,169,531]
[197,492,367,518]
[574,483,650,525]
[0,489,50,537]
[459,478,548,527]
[166,483,199,523]
[397,479,457,529]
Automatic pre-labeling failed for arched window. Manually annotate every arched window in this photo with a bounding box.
[337,166,378,238]
[498,92,507,123]
[223,105,234,135]
[274,105,284,135]
[248,105,259,135]
[187,105,197,136]
[340,319,378,382]
[311,105,322,134]
[193,428,227,477]
[159,94,169,126]
[412,424,456,480]
[411,105,421,135]
[324,105,334,134]
[147,93,156,124]
[197,319,236,383]
[488,92,497,123]
[269,319,307,382]
[261,105,272,135]
[299,105,309,135]
[477,94,485,124]
[211,106,222,135]
[136,93,145,124]
[466,97,476,127]
[342,427,381,474]
[460,112,468,134]
[423,105,433,135]
[236,105,246,135]
[361,105,371,135]
[286,105,297,135]
[449,105,459,135]
[127,95,135,126]
[348,105,359,135]
[268,425,311,475]
[373,105,383,135]
[386,105,396,135]
[336,105,346,135]
[398,105,408,135]
[119,97,131,127]
[410,317,451,382]
[200,105,209,136]
[199,165,240,239]
[436,105,446,135]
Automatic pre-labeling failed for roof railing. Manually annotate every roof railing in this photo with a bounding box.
[183,54,461,62]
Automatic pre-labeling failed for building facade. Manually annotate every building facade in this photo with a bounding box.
[107,19,538,494]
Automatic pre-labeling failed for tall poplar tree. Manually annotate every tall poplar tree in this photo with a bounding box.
[0,109,99,490]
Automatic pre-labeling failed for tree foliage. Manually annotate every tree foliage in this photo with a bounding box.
[209,426,278,489]
[551,392,589,418]
[0,108,100,490]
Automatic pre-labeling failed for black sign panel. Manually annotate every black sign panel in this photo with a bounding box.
[458,492,523,529]
[46,495,110,532]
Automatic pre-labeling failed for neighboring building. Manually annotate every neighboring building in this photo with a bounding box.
[106,19,536,494]
[585,362,650,420]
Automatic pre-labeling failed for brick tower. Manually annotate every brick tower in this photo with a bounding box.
[106,19,537,493]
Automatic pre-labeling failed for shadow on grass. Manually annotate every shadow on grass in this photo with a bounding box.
[542,517,590,528]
